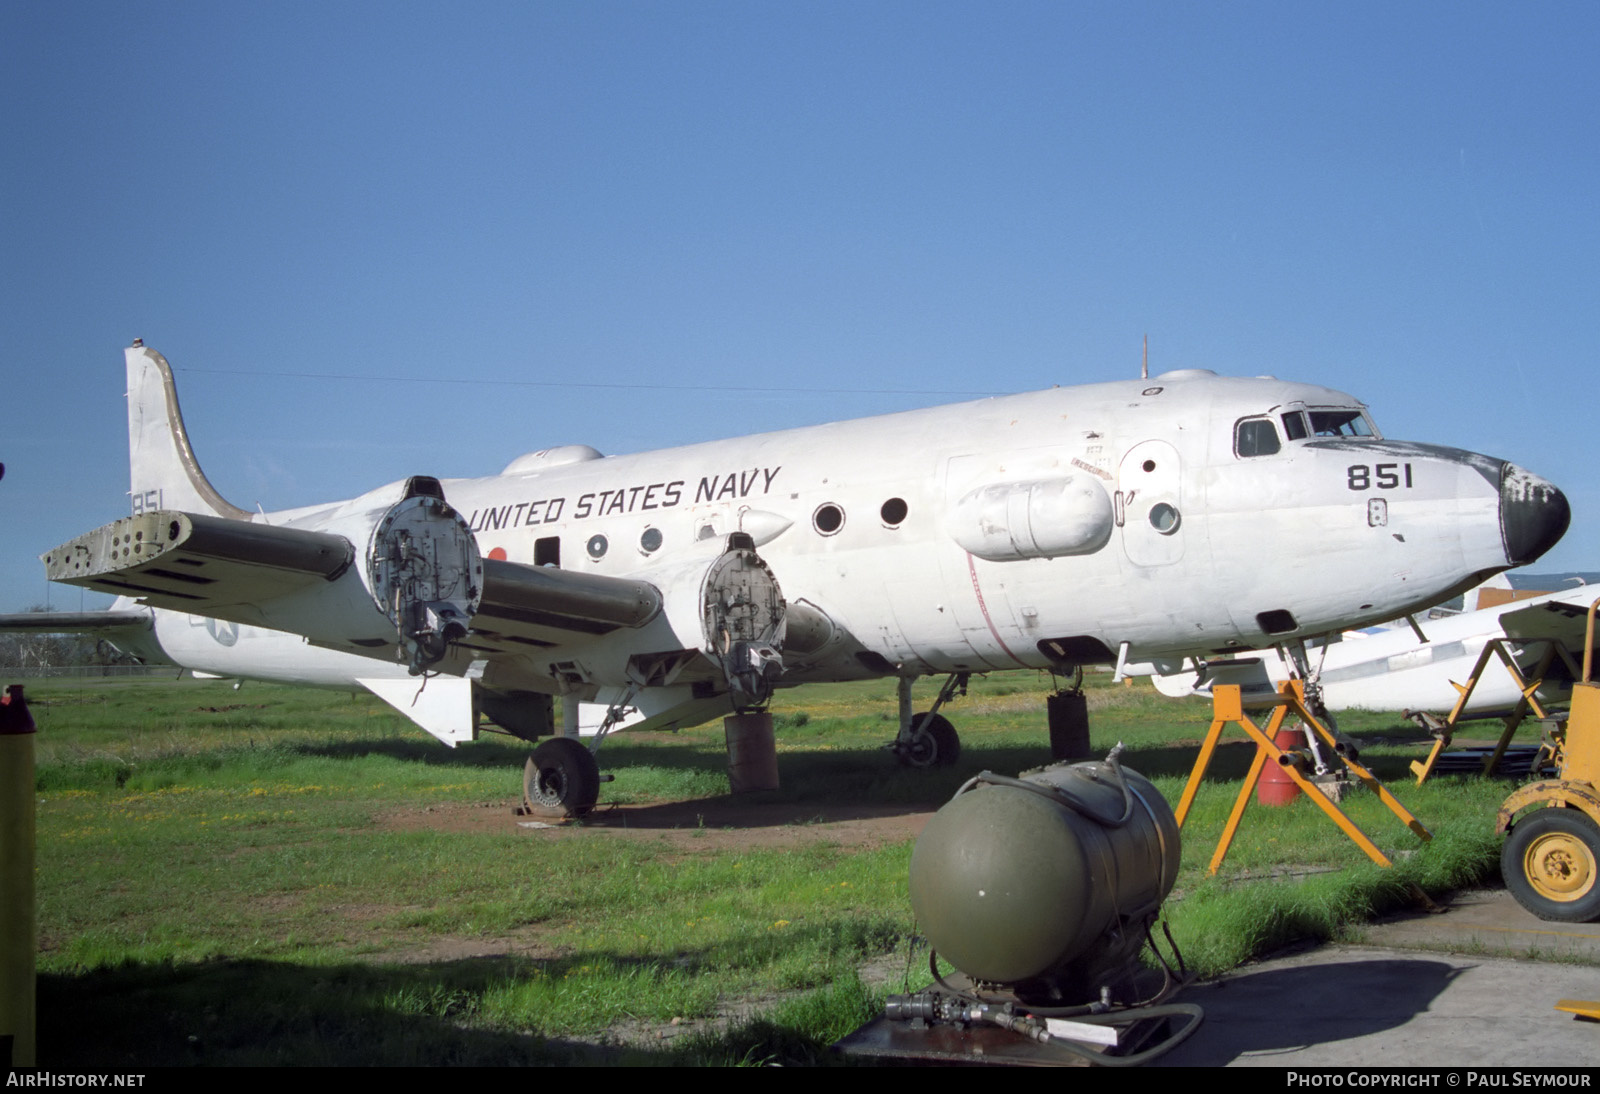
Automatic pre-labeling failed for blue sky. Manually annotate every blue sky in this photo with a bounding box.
[3,1,1597,610]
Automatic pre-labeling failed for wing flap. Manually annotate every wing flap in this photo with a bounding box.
[41,510,354,613]
[471,557,662,643]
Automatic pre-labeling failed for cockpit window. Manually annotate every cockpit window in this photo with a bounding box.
[1235,417,1281,457]
[1281,411,1309,441]
[1309,408,1375,437]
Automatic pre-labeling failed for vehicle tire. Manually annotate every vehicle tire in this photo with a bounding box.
[523,737,600,819]
[1502,809,1600,923]
[899,713,961,768]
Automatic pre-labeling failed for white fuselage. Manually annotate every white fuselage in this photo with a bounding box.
[256,371,1538,689]
[83,351,1567,739]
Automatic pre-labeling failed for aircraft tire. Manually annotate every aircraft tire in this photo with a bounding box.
[523,738,600,819]
[899,713,961,769]
[1502,809,1600,923]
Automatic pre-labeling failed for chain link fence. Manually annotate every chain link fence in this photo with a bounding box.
[0,664,178,680]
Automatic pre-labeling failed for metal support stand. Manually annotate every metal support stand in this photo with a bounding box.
[1174,681,1431,874]
[1408,637,1580,785]
[1048,687,1092,762]
[1,685,36,1067]
[724,711,778,792]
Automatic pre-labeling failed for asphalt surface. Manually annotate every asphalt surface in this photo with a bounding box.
[1156,888,1600,1067]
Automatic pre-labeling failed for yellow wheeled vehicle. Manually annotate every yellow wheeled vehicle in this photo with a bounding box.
[1496,598,1600,922]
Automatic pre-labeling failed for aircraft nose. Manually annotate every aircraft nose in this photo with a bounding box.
[1500,463,1569,566]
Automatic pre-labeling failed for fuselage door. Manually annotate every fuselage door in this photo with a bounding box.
[1117,440,1184,566]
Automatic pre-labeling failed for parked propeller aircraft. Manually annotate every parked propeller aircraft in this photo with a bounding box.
[1148,582,1597,716]
[5,342,1571,816]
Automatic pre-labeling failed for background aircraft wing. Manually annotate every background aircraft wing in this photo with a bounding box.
[0,609,154,633]
[1497,590,1600,652]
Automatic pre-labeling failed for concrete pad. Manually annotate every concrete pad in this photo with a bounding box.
[1156,945,1599,1067]
[1358,888,1600,962]
[1156,890,1600,1067]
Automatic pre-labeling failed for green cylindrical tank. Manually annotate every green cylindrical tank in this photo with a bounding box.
[908,759,1179,994]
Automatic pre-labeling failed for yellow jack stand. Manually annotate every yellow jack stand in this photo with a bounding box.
[1409,637,1582,785]
[1175,681,1432,875]
[1555,1000,1600,1021]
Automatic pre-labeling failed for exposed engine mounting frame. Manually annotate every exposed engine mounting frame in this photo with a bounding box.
[367,483,483,674]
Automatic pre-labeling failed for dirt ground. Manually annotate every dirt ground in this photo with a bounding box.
[378,795,935,852]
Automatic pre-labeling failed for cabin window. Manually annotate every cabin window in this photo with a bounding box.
[880,497,908,527]
[1309,408,1375,437]
[639,527,663,554]
[813,503,845,535]
[586,534,608,560]
[1234,418,1281,457]
[534,536,560,567]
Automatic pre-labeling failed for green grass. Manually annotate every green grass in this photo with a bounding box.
[19,671,1534,1065]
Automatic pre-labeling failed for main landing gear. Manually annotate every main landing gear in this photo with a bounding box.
[890,673,968,768]
[522,737,601,819]
[519,692,637,820]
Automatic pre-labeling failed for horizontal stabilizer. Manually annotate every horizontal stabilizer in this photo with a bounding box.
[42,510,354,611]
[0,609,153,633]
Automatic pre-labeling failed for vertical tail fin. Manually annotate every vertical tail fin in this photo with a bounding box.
[126,342,249,519]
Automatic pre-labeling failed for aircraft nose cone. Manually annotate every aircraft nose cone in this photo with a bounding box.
[1500,463,1569,566]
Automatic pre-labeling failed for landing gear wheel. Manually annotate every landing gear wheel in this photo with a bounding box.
[1502,809,1600,923]
[898,713,961,769]
[523,738,601,819]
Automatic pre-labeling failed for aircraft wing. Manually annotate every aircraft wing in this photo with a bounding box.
[1498,591,1600,651]
[40,508,663,654]
[42,511,354,611]
[0,606,163,671]
[0,609,154,633]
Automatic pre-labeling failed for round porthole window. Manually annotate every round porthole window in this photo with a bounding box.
[586,534,609,560]
[813,503,844,535]
[639,527,663,554]
[880,497,908,526]
[1149,503,1181,535]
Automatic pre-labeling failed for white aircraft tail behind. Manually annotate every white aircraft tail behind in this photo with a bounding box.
[126,342,249,520]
